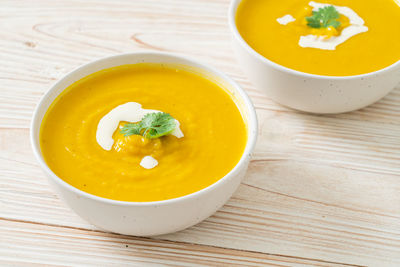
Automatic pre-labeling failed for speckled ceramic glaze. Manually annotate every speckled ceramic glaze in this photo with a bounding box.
[31,52,258,236]
[229,0,400,114]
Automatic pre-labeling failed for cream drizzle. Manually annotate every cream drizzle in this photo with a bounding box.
[299,2,369,50]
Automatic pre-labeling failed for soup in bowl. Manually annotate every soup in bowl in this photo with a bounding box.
[31,52,257,236]
[229,0,400,113]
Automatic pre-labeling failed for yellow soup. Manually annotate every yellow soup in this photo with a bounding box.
[236,0,400,76]
[40,64,247,202]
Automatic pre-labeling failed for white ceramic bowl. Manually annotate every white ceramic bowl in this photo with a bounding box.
[229,0,400,114]
[31,52,257,236]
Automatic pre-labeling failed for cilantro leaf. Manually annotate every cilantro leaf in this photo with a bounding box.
[306,5,341,29]
[119,122,142,136]
[120,112,176,139]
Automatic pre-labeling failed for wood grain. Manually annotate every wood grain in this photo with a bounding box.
[0,219,358,267]
[1,0,400,266]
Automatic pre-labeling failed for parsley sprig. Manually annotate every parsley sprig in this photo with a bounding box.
[306,5,341,29]
[120,112,176,139]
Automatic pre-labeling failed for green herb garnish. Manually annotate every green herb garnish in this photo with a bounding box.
[120,112,176,139]
[306,5,341,29]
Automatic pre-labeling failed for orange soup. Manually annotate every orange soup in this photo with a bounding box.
[40,64,247,202]
[236,0,400,76]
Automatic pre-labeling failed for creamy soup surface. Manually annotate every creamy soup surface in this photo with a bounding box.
[236,0,400,76]
[40,64,247,202]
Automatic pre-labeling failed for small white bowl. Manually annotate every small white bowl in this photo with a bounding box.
[30,52,258,236]
[229,0,400,114]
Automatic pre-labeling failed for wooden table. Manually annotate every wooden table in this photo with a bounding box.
[1,0,399,266]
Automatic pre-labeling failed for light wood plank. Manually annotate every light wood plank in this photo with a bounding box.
[0,219,354,267]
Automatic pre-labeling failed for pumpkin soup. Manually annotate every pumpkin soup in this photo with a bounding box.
[236,0,400,76]
[40,64,247,202]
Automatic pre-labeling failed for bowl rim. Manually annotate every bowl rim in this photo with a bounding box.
[30,51,258,207]
[228,0,400,80]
